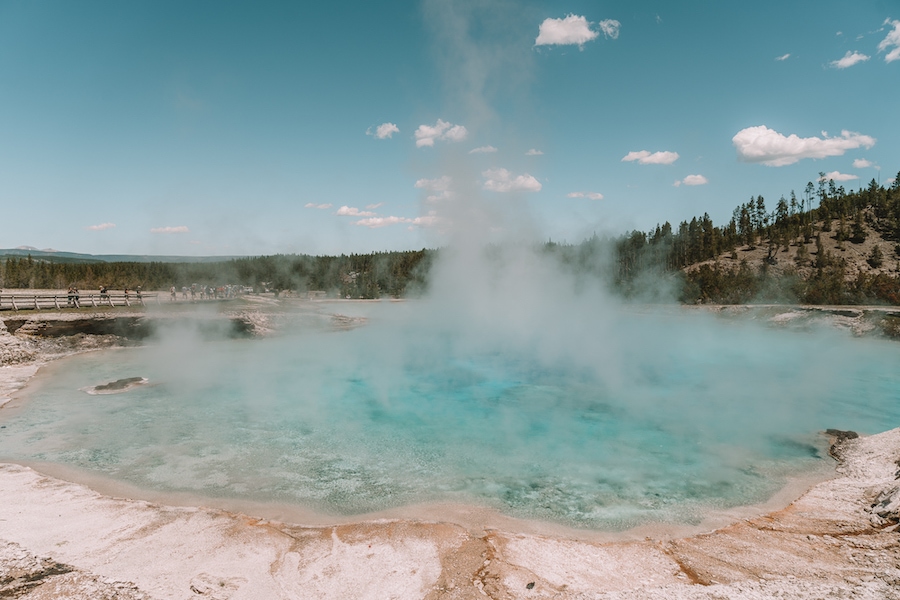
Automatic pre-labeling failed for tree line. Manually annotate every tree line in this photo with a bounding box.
[2,170,899,305]
[0,250,433,299]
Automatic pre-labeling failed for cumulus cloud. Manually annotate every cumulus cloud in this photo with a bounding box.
[598,19,621,39]
[621,150,680,165]
[336,206,376,217]
[367,122,400,139]
[415,176,453,203]
[469,145,498,154]
[535,14,599,47]
[304,202,333,209]
[414,176,452,191]
[878,19,900,62]
[525,148,544,156]
[776,53,791,61]
[354,213,439,229]
[415,119,468,147]
[818,171,858,182]
[482,168,542,193]
[673,174,709,187]
[86,222,115,231]
[150,226,189,234]
[830,50,870,68]
[732,125,876,167]
[853,158,873,168]
[567,191,604,200]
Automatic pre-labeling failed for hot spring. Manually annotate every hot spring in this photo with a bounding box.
[1,301,899,531]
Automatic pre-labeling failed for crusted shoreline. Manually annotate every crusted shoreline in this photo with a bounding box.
[0,428,897,599]
[1,304,899,598]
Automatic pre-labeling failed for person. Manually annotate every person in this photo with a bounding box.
[170,285,176,301]
[73,287,80,308]
[135,286,142,301]
[67,286,75,307]
[100,285,108,300]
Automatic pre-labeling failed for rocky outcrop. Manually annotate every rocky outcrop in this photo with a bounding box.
[0,539,153,599]
[0,319,36,366]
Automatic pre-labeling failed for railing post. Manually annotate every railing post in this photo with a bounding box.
[34,296,40,310]
[54,296,61,309]
[11,296,17,311]
[91,294,97,308]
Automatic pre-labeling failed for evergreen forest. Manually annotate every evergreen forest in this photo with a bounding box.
[2,171,899,305]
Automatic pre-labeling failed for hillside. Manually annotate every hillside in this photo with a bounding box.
[687,212,897,285]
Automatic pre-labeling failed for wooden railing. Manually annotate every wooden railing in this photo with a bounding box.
[0,292,160,312]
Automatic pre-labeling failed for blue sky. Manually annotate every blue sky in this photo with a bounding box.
[1,1,897,256]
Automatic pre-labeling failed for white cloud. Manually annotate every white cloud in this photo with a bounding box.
[367,122,400,139]
[150,226,189,234]
[304,202,333,209]
[525,148,544,156]
[365,202,384,209]
[355,216,405,228]
[86,222,115,231]
[830,50,870,68]
[414,176,452,191]
[414,119,468,147]
[818,171,859,182]
[878,19,900,62]
[853,158,873,168]
[775,53,791,61]
[410,214,439,227]
[535,14,599,47]
[336,206,376,217]
[673,174,709,187]
[354,213,439,229]
[598,19,621,40]
[469,145,498,154]
[567,191,604,200]
[482,168,542,193]
[621,150,680,165]
[732,125,876,166]
[887,177,897,186]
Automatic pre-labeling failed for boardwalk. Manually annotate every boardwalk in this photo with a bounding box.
[0,292,160,311]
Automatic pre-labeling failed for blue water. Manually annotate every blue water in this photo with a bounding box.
[1,306,899,530]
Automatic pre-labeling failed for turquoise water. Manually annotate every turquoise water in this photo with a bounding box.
[1,306,899,530]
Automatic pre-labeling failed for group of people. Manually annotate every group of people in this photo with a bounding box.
[66,286,80,307]
[168,283,243,302]
[63,285,142,308]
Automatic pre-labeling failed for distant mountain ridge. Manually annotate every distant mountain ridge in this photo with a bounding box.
[0,248,245,264]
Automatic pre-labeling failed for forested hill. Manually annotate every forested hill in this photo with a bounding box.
[1,171,899,305]
[603,171,900,305]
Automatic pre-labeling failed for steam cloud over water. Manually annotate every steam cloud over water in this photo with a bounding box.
[2,1,899,533]
[2,282,900,529]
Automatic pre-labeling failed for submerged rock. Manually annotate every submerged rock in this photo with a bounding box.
[825,429,859,460]
[84,377,148,395]
[94,377,145,391]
